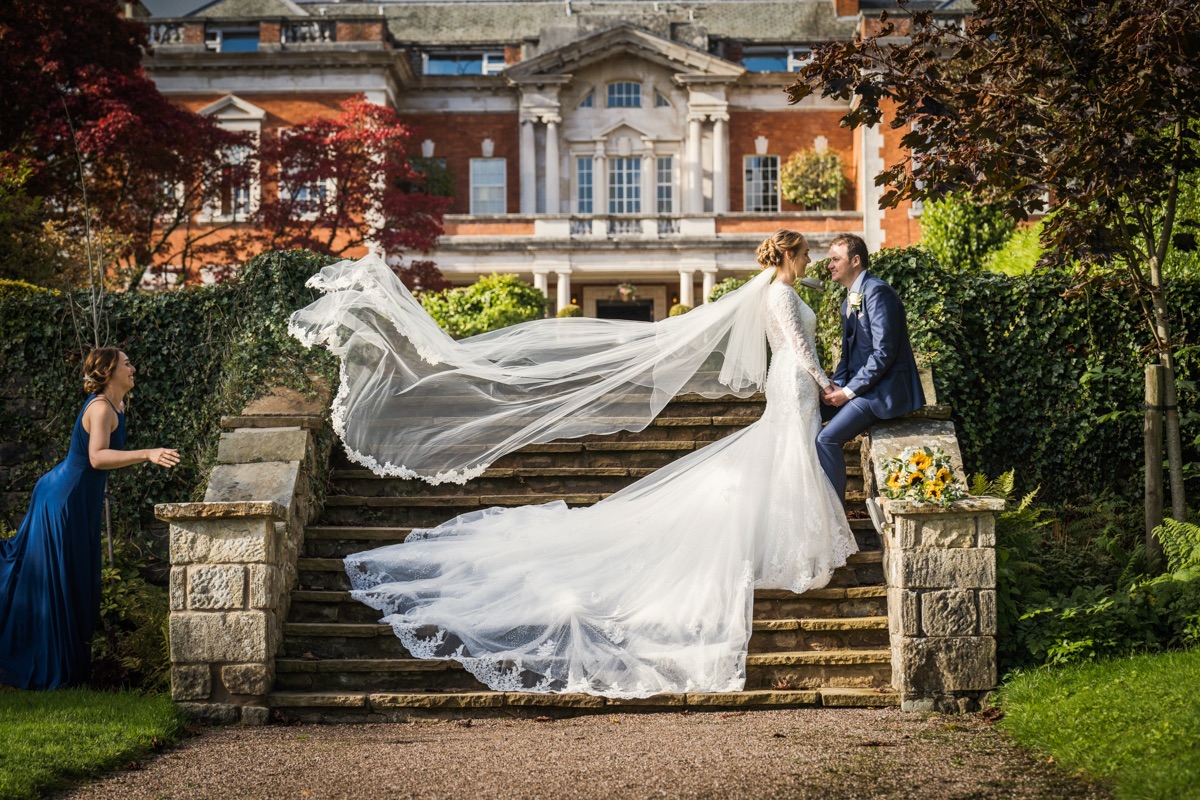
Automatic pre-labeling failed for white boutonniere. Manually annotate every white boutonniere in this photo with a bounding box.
[847,291,864,315]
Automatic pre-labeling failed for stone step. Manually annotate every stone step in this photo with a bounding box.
[327,466,864,499]
[286,583,890,626]
[301,518,881,558]
[316,490,872,528]
[272,649,892,693]
[265,686,898,722]
[294,549,884,593]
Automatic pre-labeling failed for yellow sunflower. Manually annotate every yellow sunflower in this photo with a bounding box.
[936,467,953,484]
[908,450,933,472]
[924,481,944,500]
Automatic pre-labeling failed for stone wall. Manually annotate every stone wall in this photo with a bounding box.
[157,388,329,725]
[863,416,1003,713]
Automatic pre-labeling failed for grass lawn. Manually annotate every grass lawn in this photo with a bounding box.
[0,688,183,800]
[998,648,1200,800]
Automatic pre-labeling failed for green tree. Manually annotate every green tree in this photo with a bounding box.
[788,0,1200,526]
[0,158,60,285]
[920,195,1016,272]
[780,149,848,210]
[420,274,546,338]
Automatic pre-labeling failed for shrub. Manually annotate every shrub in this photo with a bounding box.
[420,273,547,337]
[920,194,1017,272]
[983,221,1045,275]
[707,276,749,303]
[669,303,692,316]
[556,303,582,318]
[780,149,847,210]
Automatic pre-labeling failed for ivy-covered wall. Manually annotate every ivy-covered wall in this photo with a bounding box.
[0,251,338,554]
[814,248,1200,505]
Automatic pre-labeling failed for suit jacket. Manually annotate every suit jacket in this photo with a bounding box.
[834,271,926,419]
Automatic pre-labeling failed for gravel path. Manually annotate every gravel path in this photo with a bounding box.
[60,709,1107,800]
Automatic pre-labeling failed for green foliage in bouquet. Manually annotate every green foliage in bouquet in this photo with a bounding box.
[880,446,967,505]
[420,273,546,338]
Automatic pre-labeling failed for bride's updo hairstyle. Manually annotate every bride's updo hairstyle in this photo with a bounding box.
[83,347,122,394]
[755,229,808,271]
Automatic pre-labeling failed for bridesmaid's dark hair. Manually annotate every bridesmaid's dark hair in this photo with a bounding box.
[756,229,808,270]
[83,347,122,394]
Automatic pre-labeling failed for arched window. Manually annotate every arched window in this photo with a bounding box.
[606,82,642,108]
[578,90,594,108]
[654,91,671,108]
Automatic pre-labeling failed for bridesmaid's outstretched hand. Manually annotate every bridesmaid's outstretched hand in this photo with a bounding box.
[147,448,180,468]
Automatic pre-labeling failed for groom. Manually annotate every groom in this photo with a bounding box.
[818,233,925,498]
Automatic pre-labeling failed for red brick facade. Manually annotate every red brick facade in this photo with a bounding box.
[728,110,857,214]
[403,112,521,215]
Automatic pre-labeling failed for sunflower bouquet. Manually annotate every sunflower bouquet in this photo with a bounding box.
[879,446,967,506]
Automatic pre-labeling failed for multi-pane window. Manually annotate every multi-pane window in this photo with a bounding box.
[470,157,506,214]
[576,158,594,214]
[606,82,642,108]
[206,28,259,52]
[656,157,673,214]
[744,155,780,213]
[425,52,505,75]
[217,144,255,218]
[740,47,814,72]
[608,157,642,214]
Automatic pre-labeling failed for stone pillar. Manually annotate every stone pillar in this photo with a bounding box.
[556,270,572,311]
[520,118,537,215]
[533,271,549,296]
[678,270,695,307]
[163,501,288,726]
[544,116,561,214]
[865,417,1004,713]
[701,269,719,304]
[641,147,657,217]
[711,114,729,214]
[593,144,608,216]
[685,116,704,214]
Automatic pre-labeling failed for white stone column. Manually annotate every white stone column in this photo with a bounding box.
[711,114,729,214]
[533,271,549,295]
[641,147,656,217]
[520,118,537,215]
[556,270,572,310]
[678,270,695,307]
[685,116,704,214]
[701,269,718,304]
[544,116,561,214]
[593,144,608,216]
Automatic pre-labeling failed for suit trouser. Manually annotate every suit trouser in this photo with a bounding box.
[818,398,880,499]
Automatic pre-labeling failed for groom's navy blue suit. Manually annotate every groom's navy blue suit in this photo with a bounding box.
[818,271,925,498]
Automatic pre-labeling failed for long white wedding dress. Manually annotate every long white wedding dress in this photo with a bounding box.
[289,255,854,698]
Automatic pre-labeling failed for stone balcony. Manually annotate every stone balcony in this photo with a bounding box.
[147,17,390,54]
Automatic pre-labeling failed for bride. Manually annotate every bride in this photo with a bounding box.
[289,229,854,698]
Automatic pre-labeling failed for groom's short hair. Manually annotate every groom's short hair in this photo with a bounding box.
[831,233,869,271]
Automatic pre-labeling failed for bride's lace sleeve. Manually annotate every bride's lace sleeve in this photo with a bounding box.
[769,285,831,390]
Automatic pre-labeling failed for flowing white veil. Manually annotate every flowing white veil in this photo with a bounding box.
[288,254,775,484]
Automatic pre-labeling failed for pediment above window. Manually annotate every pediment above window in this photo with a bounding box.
[197,94,268,122]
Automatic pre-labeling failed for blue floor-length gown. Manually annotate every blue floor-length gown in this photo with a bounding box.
[0,395,125,689]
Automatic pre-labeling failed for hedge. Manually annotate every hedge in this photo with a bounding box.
[813,247,1200,504]
[0,250,338,552]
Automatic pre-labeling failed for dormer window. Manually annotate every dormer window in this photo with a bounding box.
[578,90,595,108]
[607,82,642,108]
[740,47,813,72]
[424,51,506,76]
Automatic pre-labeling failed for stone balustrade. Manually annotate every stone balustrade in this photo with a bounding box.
[862,416,1004,713]
[156,388,328,725]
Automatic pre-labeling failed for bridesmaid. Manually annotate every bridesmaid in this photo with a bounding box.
[0,347,179,690]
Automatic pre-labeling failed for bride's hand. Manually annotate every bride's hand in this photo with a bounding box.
[147,448,181,468]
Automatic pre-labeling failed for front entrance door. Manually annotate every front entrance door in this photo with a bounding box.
[596,299,654,321]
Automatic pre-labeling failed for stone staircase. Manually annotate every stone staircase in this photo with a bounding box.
[268,394,898,721]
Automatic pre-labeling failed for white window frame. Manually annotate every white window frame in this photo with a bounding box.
[470,157,507,215]
[422,51,506,76]
[606,82,643,108]
[576,157,594,214]
[655,156,674,214]
[787,48,814,71]
[743,155,780,213]
[608,156,642,214]
[276,128,334,220]
[200,138,259,223]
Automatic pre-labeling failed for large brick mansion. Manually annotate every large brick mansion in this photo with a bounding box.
[142,0,969,318]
